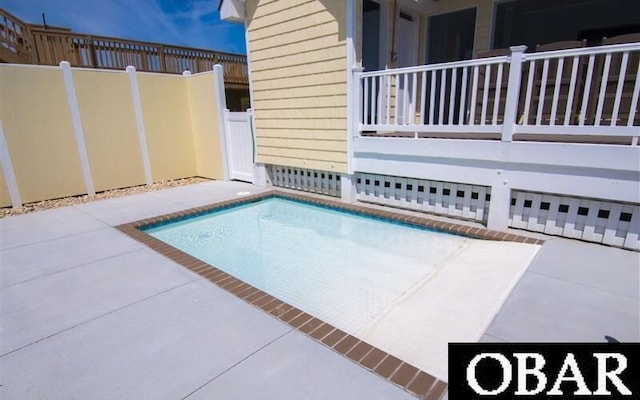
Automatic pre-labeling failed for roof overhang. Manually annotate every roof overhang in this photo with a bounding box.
[219,0,246,23]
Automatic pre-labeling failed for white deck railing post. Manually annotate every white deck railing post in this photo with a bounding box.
[353,67,364,137]
[501,45,527,142]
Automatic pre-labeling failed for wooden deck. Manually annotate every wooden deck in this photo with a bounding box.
[0,8,248,86]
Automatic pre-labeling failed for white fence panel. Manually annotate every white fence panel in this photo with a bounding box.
[355,173,491,222]
[224,110,254,182]
[509,190,640,250]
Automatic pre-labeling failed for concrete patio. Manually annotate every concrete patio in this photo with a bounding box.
[1,180,638,399]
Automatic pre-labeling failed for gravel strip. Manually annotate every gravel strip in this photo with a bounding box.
[0,177,212,218]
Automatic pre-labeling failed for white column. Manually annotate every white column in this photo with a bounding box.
[346,0,357,175]
[214,64,230,180]
[126,65,153,185]
[340,173,357,202]
[501,45,527,142]
[253,164,271,187]
[487,168,511,231]
[0,120,22,208]
[60,61,95,196]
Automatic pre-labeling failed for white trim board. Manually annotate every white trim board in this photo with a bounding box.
[126,65,153,185]
[60,61,95,196]
[0,120,22,208]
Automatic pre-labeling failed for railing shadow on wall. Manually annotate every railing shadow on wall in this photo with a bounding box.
[356,42,640,145]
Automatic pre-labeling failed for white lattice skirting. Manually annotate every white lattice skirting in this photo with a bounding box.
[267,165,341,197]
[355,173,491,222]
[510,191,639,250]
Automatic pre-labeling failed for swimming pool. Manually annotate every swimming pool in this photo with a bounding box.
[121,191,541,385]
[145,196,470,336]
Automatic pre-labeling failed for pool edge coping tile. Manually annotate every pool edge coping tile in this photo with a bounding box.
[115,189,545,399]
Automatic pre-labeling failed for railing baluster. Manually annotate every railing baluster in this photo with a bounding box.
[459,66,468,124]
[394,74,400,125]
[469,66,479,125]
[420,71,426,126]
[411,71,418,126]
[403,73,409,124]
[564,56,579,125]
[628,59,640,128]
[480,64,490,125]
[493,63,503,125]
[429,70,436,124]
[536,59,549,125]
[439,69,446,124]
[579,55,595,126]
[386,74,391,125]
[595,53,612,126]
[523,60,536,126]
[549,57,564,126]
[611,51,629,126]
[364,76,369,125]
[372,76,378,125]
[449,67,457,125]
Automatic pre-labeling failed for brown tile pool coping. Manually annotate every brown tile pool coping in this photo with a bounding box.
[116,190,544,400]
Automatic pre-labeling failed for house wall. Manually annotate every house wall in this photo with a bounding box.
[245,0,349,173]
[0,64,227,207]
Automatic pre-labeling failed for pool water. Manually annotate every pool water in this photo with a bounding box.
[145,197,470,335]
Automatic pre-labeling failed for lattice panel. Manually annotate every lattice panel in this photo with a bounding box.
[355,173,491,222]
[510,191,639,250]
[267,165,341,197]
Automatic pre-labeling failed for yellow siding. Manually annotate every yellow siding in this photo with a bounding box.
[0,169,11,208]
[257,137,346,152]
[258,128,346,140]
[137,73,197,181]
[0,66,86,203]
[186,73,225,179]
[73,70,145,192]
[247,0,348,173]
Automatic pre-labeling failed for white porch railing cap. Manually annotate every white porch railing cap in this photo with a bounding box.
[524,41,640,61]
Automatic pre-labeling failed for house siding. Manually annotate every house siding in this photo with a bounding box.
[246,0,348,173]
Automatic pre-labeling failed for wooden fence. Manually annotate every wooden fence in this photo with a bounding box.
[0,8,248,85]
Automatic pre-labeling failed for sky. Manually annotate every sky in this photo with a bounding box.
[4,0,246,54]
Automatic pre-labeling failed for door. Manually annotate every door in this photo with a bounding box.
[224,111,254,183]
[396,10,419,124]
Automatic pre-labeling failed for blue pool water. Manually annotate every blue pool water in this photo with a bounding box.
[145,197,469,335]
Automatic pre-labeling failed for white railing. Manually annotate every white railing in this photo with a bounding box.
[356,43,640,144]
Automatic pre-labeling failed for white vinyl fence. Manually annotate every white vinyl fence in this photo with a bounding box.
[224,109,254,183]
